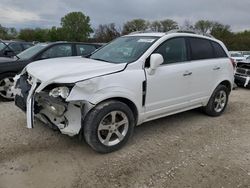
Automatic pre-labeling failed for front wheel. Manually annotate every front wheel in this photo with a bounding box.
[83,100,135,153]
[203,85,229,117]
[0,73,16,101]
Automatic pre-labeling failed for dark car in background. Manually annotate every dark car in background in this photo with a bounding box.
[0,42,102,100]
[0,40,33,58]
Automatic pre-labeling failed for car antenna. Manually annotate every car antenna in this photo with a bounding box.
[0,39,20,60]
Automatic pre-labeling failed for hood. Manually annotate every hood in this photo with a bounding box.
[26,56,127,84]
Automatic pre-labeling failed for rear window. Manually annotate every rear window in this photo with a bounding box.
[189,38,214,60]
[211,41,227,58]
[76,44,97,56]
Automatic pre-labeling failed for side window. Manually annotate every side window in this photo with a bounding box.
[154,38,187,64]
[41,44,72,59]
[8,43,23,53]
[189,38,213,60]
[23,43,33,50]
[211,41,227,58]
[76,44,97,56]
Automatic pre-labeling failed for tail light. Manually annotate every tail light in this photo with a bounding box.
[230,58,236,69]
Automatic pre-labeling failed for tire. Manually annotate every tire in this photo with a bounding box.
[83,100,135,153]
[203,85,229,117]
[0,73,17,101]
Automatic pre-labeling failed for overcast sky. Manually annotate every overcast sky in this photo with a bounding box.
[0,0,249,31]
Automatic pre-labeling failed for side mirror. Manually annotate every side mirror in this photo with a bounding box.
[148,53,164,75]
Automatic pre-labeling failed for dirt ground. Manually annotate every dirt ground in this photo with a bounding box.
[0,88,250,188]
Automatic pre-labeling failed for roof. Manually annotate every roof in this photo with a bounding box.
[126,30,222,44]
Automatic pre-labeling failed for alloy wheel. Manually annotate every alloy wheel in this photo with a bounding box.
[214,90,227,113]
[98,111,129,146]
[0,77,15,100]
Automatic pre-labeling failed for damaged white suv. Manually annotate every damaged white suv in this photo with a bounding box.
[14,31,234,153]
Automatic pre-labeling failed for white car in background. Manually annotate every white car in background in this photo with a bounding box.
[14,31,234,153]
[241,51,250,58]
[229,52,246,63]
[243,56,250,63]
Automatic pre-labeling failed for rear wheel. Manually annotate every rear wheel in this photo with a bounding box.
[0,73,16,101]
[83,100,135,153]
[203,85,229,117]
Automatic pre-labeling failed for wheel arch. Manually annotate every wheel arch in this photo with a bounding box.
[101,97,139,125]
[218,80,232,93]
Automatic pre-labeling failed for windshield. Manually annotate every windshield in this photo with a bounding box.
[0,42,7,51]
[18,43,48,60]
[90,36,159,64]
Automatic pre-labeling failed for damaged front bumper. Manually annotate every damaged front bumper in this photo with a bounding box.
[14,73,92,136]
[235,74,250,88]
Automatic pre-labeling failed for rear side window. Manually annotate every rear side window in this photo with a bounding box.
[211,41,227,58]
[22,43,33,50]
[76,44,97,56]
[189,38,213,60]
[154,37,187,64]
[8,43,23,54]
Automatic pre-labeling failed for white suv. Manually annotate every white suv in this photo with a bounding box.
[14,31,234,153]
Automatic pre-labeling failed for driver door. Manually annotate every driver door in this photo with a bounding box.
[144,37,193,119]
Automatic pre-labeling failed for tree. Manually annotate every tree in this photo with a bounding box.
[47,26,65,42]
[0,24,8,39]
[18,29,36,41]
[210,22,231,38]
[150,21,162,32]
[61,12,93,41]
[194,20,213,33]
[18,28,49,42]
[181,20,194,30]
[122,19,149,34]
[160,19,178,32]
[94,23,120,42]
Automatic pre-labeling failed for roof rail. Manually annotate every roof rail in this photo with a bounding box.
[129,29,158,35]
[166,29,214,38]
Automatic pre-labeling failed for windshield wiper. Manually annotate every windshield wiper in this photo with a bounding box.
[0,39,20,60]
[91,58,110,63]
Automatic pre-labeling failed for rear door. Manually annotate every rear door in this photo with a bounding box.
[186,37,224,103]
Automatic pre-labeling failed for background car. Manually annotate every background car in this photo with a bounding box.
[243,56,250,63]
[229,52,246,63]
[0,40,33,58]
[235,62,250,88]
[0,42,102,101]
[241,51,250,58]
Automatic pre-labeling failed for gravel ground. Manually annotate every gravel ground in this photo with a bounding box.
[0,88,250,188]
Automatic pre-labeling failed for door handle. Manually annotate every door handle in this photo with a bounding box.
[183,71,192,76]
[213,66,221,70]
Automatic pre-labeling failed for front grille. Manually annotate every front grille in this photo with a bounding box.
[236,68,247,75]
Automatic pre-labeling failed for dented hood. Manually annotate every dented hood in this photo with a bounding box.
[26,56,126,83]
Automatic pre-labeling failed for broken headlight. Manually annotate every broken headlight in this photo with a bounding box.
[49,86,70,99]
